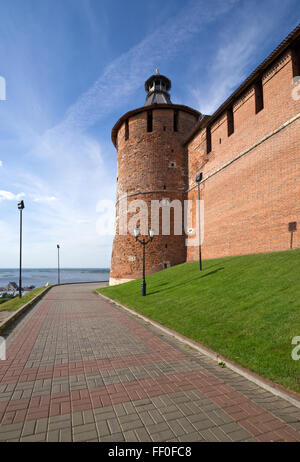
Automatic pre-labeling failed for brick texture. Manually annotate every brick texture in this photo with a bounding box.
[110,107,198,281]
[187,50,300,260]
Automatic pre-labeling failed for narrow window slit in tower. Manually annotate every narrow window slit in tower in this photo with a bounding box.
[206,126,211,154]
[163,185,166,190]
[291,39,300,78]
[227,106,234,136]
[254,79,264,114]
[173,110,178,132]
[125,119,129,140]
[147,110,153,132]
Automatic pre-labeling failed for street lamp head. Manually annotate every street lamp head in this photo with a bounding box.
[196,172,203,183]
[134,227,140,240]
[18,200,25,210]
[149,228,155,241]
[57,244,60,249]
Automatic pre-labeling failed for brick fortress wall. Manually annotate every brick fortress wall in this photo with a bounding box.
[186,49,300,261]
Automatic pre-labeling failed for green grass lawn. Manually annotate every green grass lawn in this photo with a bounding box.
[0,287,48,313]
[97,249,300,393]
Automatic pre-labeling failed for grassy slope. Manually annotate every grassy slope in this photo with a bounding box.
[0,287,47,313]
[98,249,300,393]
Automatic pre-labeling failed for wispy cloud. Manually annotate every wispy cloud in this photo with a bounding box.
[0,190,25,202]
[189,3,283,114]
[0,161,3,167]
[28,0,239,179]
[32,195,57,203]
[56,0,238,134]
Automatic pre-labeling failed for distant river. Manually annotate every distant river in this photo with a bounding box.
[0,268,110,293]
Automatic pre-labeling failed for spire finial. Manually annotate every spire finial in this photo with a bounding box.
[155,68,159,74]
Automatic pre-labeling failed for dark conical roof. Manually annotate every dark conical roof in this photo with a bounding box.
[144,70,172,106]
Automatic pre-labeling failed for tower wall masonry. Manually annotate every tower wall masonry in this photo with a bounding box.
[110,107,199,282]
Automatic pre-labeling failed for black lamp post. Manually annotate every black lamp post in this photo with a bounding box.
[196,173,203,271]
[57,244,60,285]
[17,200,25,298]
[134,227,155,296]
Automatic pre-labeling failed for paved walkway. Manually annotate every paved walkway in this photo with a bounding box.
[0,283,299,442]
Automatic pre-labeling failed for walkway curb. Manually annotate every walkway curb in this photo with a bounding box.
[0,286,53,334]
[97,292,300,409]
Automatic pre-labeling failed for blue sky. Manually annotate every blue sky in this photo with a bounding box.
[0,0,299,268]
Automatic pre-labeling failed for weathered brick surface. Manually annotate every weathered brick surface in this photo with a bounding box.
[187,50,300,260]
[0,283,299,442]
[110,106,199,281]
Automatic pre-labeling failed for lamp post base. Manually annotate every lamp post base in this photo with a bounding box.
[141,280,146,296]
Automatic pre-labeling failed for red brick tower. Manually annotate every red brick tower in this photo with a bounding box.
[109,71,200,285]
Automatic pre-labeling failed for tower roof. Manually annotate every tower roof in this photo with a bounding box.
[144,70,172,106]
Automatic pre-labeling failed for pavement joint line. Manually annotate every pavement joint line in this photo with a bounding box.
[97,292,300,409]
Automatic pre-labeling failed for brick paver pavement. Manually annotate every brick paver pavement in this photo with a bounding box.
[0,283,299,442]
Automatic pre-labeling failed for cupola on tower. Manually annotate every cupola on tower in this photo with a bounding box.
[109,70,200,285]
[144,70,172,105]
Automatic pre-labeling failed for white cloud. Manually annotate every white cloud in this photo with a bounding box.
[0,190,25,202]
[189,6,278,115]
[33,196,57,203]
[56,0,238,134]
[0,160,3,167]
[76,219,91,225]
